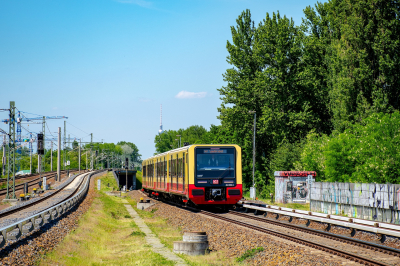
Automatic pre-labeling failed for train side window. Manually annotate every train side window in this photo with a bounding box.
[180,158,183,178]
[183,155,185,178]
[164,158,167,177]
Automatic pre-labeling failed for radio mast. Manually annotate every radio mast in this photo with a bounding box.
[158,104,163,134]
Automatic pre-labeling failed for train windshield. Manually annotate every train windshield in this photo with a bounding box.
[195,148,235,178]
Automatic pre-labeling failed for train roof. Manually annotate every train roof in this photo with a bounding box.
[143,144,239,162]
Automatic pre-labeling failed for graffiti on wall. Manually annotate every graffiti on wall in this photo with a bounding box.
[311,182,400,224]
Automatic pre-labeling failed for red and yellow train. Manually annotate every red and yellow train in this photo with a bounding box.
[142,144,243,207]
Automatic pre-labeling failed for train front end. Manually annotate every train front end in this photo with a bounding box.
[188,145,242,207]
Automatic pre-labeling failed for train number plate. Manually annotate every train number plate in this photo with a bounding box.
[213,179,219,184]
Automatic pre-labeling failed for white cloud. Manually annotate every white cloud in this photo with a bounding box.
[175,91,207,99]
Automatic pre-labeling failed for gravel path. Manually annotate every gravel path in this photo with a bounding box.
[129,191,359,265]
[0,171,105,266]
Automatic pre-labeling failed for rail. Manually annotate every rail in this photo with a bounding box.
[240,202,400,239]
[0,170,105,249]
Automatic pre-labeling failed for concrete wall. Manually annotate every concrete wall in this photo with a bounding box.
[310,182,400,224]
[113,169,137,190]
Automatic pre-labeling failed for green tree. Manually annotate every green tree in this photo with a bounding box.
[304,0,400,131]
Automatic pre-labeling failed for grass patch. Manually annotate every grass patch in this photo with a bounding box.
[41,173,175,266]
[128,197,241,266]
[236,247,264,262]
[136,171,142,189]
[130,231,146,237]
[99,172,119,192]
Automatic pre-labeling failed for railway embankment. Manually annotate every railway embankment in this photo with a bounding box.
[0,171,104,265]
[129,191,354,265]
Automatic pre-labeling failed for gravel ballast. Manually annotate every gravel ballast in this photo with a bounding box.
[0,171,105,266]
[130,191,357,265]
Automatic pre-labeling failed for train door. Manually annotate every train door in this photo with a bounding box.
[182,154,185,192]
[174,155,178,191]
[163,157,166,189]
[176,155,180,191]
[157,160,160,189]
[169,156,172,191]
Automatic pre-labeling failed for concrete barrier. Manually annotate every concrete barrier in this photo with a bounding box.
[173,232,208,255]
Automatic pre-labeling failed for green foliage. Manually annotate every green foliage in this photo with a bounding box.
[154,125,209,154]
[303,0,400,131]
[299,112,400,183]
[151,1,400,191]
[218,9,328,192]
[236,247,264,262]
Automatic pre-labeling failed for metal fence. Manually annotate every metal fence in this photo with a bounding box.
[310,182,400,224]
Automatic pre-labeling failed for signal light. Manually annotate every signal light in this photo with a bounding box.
[155,193,159,196]
[37,133,44,155]
[183,199,188,203]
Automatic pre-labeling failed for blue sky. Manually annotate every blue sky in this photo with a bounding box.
[0,0,324,159]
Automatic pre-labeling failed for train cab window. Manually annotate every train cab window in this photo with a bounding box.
[195,148,235,178]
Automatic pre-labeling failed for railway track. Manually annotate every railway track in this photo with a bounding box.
[141,191,399,265]
[0,169,81,197]
[229,211,400,258]
[199,210,391,266]
[0,171,88,220]
[0,170,105,249]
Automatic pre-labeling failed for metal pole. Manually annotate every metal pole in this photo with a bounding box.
[30,133,32,175]
[50,141,53,172]
[252,112,256,198]
[79,139,81,173]
[37,153,40,173]
[63,121,66,171]
[42,116,45,173]
[6,101,16,199]
[2,135,6,177]
[90,133,93,170]
[57,127,61,182]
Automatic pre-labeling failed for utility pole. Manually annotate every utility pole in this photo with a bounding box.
[67,134,70,176]
[79,138,81,173]
[42,116,45,173]
[90,133,93,170]
[29,132,32,174]
[6,101,16,199]
[249,110,256,200]
[63,121,66,171]
[2,135,6,177]
[57,127,61,182]
[50,141,53,172]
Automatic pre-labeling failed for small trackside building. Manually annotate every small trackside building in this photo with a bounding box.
[274,171,316,204]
